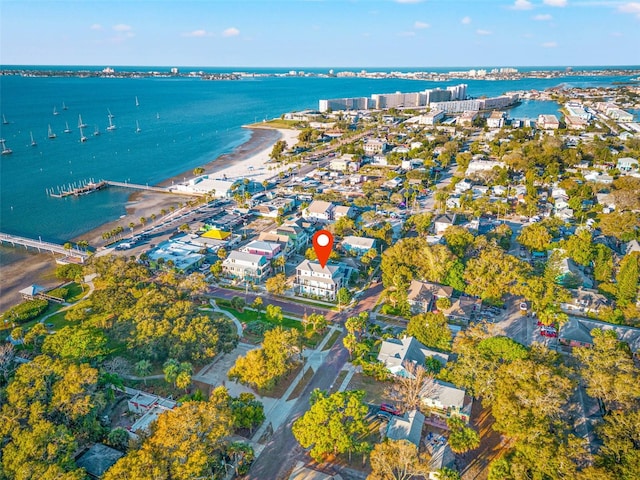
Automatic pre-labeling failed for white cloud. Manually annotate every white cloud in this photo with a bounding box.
[476,29,493,35]
[610,31,623,36]
[543,0,568,6]
[398,31,416,37]
[90,24,103,31]
[414,21,430,29]
[183,29,210,38]
[533,14,553,20]
[112,24,133,32]
[511,0,534,10]
[222,27,240,37]
[110,24,134,43]
[461,16,472,24]
[619,2,640,18]
[542,41,558,47]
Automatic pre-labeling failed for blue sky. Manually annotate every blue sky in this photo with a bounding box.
[1,0,640,67]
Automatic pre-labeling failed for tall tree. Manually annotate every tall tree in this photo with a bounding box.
[406,312,452,352]
[574,329,640,414]
[616,252,639,306]
[292,389,370,462]
[385,362,439,411]
[517,223,552,252]
[367,439,431,480]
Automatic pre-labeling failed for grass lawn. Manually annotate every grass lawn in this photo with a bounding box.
[322,329,341,351]
[329,370,349,394]
[256,362,303,398]
[65,282,88,303]
[286,366,315,401]
[346,372,392,405]
[219,306,302,330]
[246,119,300,129]
[1,303,65,334]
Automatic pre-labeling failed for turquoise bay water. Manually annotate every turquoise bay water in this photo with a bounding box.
[0,71,636,243]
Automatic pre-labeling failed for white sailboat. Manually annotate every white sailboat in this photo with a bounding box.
[94,125,101,136]
[62,101,68,110]
[78,114,88,129]
[64,121,72,134]
[135,120,141,133]
[135,96,140,107]
[107,108,115,119]
[48,124,57,139]
[79,125,87,142]
[30,131,37,147]
[1,139,12,155]
[106,115,116,131]
[2,114,8,125]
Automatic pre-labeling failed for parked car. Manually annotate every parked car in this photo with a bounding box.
[380,404,402,416]
[376,411,392,421]
[519,302,528,311]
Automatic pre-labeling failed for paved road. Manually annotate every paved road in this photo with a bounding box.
[245,326,349,480]
[244,283,385,479]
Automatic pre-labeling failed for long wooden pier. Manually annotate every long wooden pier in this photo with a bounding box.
[0,232,89,263]
[47,178,202,199]
[104,180,174,194]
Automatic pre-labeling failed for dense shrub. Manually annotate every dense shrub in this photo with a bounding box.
[1,299,49,324]
[55,264,83,281]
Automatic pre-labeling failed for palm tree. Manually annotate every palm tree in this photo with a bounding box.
[129,222,136,235]
[135,359,152,385]
[139,216,147,227]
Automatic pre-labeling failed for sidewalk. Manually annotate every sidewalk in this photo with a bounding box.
[250,324,341,445]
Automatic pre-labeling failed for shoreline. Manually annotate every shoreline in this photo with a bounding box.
[0,125,299,311]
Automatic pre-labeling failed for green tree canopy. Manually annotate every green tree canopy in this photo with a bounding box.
[292,389,370,462]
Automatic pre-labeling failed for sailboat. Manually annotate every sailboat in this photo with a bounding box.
[30,132,37,147]
[53,106,59,116]
[156,112,160,120]
[135,96,140,107]
[48,124,57,139]
[135,120,141,133]
[63,121,72,134]
[107,108,115,119]
[93,125,101,136]
[1,139,12,155]
[2,114,8,125]
[78,114,88,129]
[106,115,116,131]
[79,125,87,143]
[62,101,68,110]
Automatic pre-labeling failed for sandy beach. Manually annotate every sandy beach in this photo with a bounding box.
[0,125,299,312]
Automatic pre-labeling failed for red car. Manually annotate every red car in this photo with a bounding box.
[540,328,558,338]
[380,404,402,416]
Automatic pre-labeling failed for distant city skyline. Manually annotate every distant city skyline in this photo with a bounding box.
[2,0,640,67]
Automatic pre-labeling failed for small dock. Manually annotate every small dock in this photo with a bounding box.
[47,179,107,198]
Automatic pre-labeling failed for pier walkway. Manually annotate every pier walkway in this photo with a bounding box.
[105,180,174,194]
[0,232,89,262]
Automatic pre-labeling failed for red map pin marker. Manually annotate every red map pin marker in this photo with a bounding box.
[312,229,334,268]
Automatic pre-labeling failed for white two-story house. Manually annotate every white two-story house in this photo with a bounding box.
[222,250,271,282]
[294,259,346,301]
